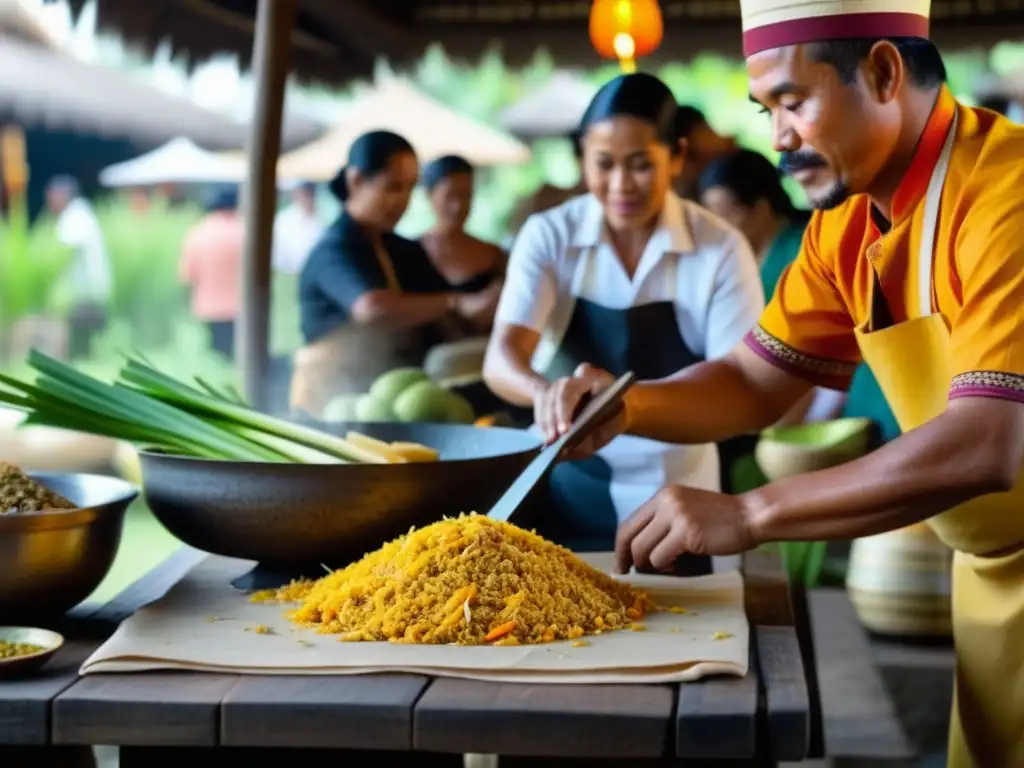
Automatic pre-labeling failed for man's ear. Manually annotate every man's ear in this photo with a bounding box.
[865,40,904,104]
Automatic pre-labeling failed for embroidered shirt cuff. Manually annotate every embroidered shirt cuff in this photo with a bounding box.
[949,371,1024,404]
[743,325,858,390]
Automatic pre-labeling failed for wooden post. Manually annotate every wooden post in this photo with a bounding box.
[238,0,297,410]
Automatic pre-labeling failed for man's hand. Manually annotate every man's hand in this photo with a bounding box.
[614,485,759,573]
[533,363,627,457]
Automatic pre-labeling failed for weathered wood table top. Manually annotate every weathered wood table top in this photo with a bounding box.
[0,548,814,763]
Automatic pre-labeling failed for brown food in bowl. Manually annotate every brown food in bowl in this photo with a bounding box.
[0,462,76,515]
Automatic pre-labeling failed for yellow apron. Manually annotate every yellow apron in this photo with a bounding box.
[289,239,424,417]
[854,112,1024,767]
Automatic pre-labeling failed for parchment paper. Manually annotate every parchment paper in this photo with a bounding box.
[81,553,748,684]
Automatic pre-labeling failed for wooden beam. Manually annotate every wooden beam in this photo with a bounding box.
[305,0,418,56]
[238,0,297,410]
[180,0,339,59]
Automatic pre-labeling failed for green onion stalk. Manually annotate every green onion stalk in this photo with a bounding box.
[0,350,378,464]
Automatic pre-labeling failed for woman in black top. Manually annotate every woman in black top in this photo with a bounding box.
[293,131,495,413]
[419,155,505,304]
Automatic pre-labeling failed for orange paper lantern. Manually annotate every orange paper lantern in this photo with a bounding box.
[589,0,664,70]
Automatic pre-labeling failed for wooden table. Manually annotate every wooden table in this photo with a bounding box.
[0,548,816,766]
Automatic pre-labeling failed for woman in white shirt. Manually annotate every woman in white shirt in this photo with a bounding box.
[483,73,764,567]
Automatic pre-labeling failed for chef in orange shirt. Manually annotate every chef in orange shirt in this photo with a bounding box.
[536,2,1024,764]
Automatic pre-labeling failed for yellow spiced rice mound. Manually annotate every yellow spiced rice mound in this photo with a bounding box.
[252,514,656,645]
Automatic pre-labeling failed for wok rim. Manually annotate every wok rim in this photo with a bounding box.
[137,422,542,468]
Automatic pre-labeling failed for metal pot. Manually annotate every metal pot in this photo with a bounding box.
[0,473,138,619]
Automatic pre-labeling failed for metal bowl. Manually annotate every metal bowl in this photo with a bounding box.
[0,626,64,678]
[0,473,139,619]
[139,421,542,566]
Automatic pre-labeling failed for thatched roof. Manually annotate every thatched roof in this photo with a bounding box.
[60,0,1024,85]
[0,34,249,149]
[0,1,322,149]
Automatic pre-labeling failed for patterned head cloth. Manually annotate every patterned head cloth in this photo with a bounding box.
[739,0,931,57]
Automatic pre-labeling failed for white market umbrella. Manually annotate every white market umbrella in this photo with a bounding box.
[498,71,598,139]
[98,137,248,187]
[278,78,531,181]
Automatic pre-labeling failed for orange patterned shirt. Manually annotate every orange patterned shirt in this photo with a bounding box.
[745,85,1024,404]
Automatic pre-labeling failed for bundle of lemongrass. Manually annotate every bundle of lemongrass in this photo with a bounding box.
[0,350,408,464]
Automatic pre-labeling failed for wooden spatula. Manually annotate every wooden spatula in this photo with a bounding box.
[487,372,636,524]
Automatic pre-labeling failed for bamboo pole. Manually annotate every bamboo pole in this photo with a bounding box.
[238,0,297,410]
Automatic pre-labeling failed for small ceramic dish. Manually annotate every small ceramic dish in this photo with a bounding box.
[755,417,874,480]
[0,626,64,678]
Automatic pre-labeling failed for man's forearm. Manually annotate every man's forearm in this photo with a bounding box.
[624,354,803,444]
[742,399,1022,544]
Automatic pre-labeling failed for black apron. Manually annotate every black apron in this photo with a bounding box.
[532,246,714,575]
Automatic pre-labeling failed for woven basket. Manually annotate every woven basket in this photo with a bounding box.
[847,523,953,638]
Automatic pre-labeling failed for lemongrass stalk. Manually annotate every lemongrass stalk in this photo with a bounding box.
[223,383,247,405]
[119,361,379,462]
[194,377,247,406]
[194,378,231,402]
[44,374,278,461]
[27,352,281,461]
[0,379,210,456]
[226,425,347,464]
[0,389,33,410]
[17,360,281,462]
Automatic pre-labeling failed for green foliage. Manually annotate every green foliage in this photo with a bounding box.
[94,195,201,348]
[270,272,303,356]
[990,41,1024,77]
[0,194,73,328]
[87,317,239,387]
[779,541,829,589]
[89,196,304,357]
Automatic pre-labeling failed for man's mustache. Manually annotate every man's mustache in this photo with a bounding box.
[778,152,828,175]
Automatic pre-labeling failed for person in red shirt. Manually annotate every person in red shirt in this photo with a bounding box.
[178,187,244,359]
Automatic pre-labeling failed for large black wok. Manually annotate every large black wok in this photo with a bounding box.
[139,421,542,586]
